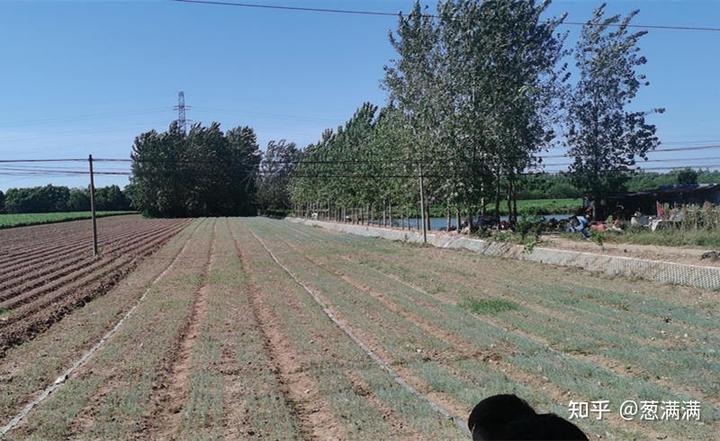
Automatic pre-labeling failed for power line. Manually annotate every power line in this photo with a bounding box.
[7,144,720,166]
[542,144,720,159]
[171,0,720,32]
[649,144,720,153]
[0,109,173,130]
[543,155,720,167]
[5,163,720,180]
[660,139,720,145]
[0,159,88,163]
[171,0,404,17]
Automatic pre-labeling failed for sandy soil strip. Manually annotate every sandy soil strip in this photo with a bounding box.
[245,226,472,438]
[232,226,345,441]
[0,220,199,437]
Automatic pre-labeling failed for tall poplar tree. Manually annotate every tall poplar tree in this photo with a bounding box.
[567,4,664,215]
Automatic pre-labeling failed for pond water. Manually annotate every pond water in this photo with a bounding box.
[374,215,572,231]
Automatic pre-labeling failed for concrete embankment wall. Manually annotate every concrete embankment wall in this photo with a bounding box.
[288,218,720,291]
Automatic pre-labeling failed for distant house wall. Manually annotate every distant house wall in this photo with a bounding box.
[591,184,720,219]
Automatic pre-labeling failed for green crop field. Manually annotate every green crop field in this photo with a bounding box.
[0,217,716,440]
[0,211,136,229]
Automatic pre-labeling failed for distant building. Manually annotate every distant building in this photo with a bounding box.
[590,183,720,219]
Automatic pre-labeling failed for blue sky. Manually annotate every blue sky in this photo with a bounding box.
[0,0,718,190]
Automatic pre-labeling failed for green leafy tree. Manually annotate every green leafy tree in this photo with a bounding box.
[129,122,260,217]
[67,188,90,211]
[567,4,664,215]
[257,139,301,213]
[676,168,698,185]
[438,0,568,222]
[4,185,70,213]
[95,185,131,211]
[384,2,444,228]
[384,0,567,225]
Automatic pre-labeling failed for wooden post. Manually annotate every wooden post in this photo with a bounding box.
[418,164,427,243]
[88,154,98,256]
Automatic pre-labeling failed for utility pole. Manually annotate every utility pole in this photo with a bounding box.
[174,91,190,134]
[88,154,98,256]
[418,163,427,244]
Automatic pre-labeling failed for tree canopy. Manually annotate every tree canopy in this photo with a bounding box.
[284,0,665,225]
[566,3,664,209]
[289,0,573,225]
[128,122,261,217]
[256,140,302,214]
[2,184,131,214]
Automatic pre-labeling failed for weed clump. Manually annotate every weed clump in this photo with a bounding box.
[460,298,518,314]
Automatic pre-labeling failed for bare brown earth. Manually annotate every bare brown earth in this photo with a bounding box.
[1,217,717,440]
[0,215,189,353]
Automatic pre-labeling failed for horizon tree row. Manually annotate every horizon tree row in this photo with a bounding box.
[288,0,662,225]
[128,121,261,217]
[0,184,130,214]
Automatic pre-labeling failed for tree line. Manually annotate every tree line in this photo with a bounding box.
[0,184,130,214]
[286,1,663,224]
[1,163,704,217]
[127,121,260,217]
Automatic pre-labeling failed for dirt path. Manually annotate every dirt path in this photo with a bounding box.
[541,234,720,267]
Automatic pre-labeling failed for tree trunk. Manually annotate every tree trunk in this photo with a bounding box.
[506,187,513,225]
[425,204,431,232]
[494,175,501,219]
[446,204,451,231]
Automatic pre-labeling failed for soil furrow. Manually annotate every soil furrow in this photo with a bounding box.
[0,222,187,304]
[263,225,672,440]
[0,219,201,438]
[147,220,217,440]
[0,221,186,294]
[0,223,185,318]
[232,224,345,441]
[0,224,187,353]
[245,224,471,437]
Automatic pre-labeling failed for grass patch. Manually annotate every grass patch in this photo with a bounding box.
[0,211,136,229]
[460,298,518,314]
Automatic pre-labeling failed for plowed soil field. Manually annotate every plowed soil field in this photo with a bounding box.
[0,215,189,352]
[0,217,716,440]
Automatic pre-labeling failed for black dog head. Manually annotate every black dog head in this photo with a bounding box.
[468,394,588,441]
